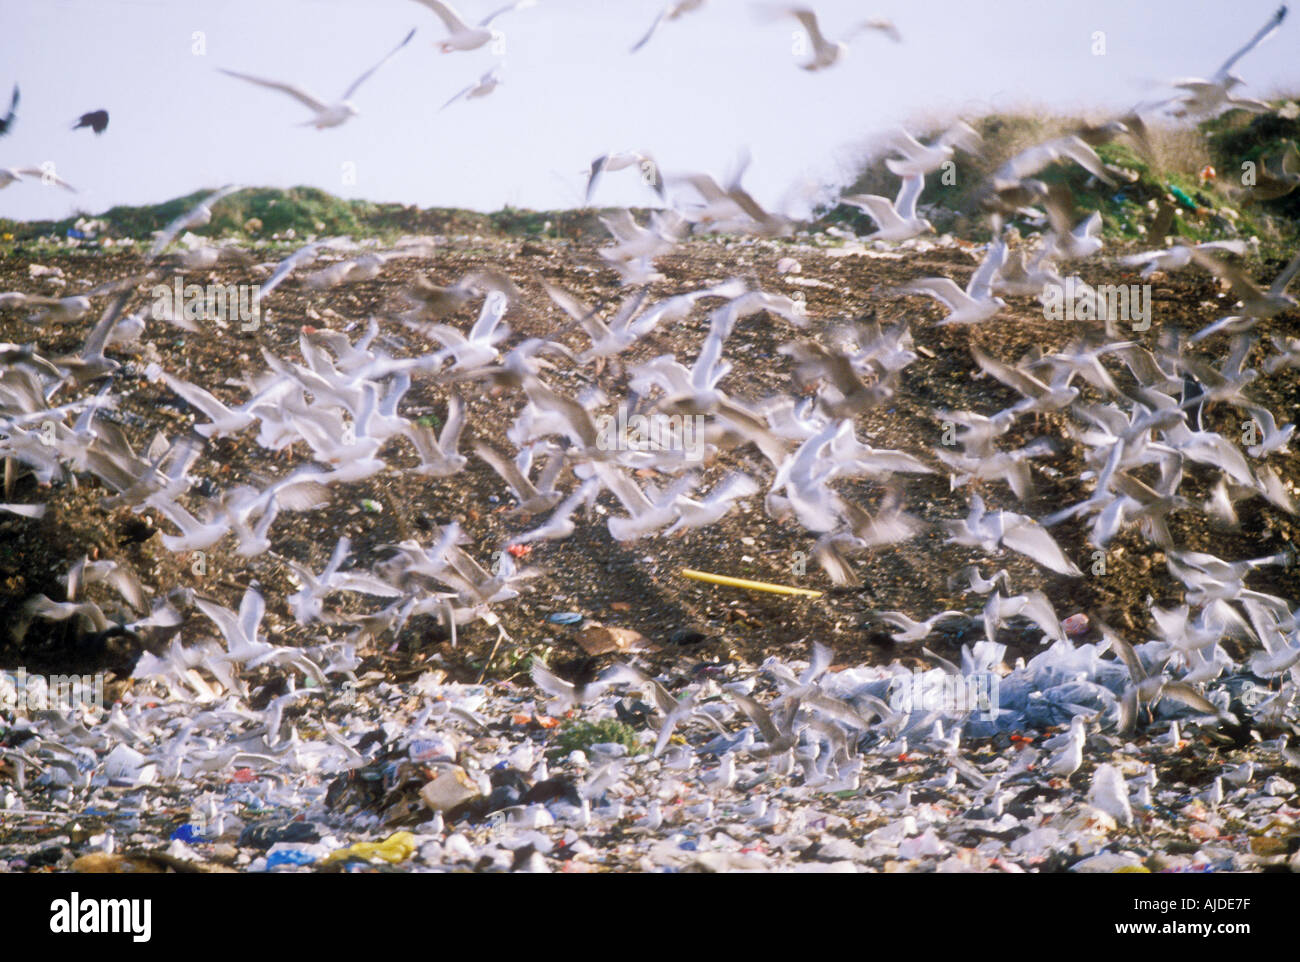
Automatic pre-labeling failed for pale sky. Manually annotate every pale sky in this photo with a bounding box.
[2,0,1298,223]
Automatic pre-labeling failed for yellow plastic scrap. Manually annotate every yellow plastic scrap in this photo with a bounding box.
[324,831,418,865]
[680,568,823,598]
[72,853,165,873]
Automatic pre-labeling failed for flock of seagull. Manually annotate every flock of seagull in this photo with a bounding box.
[2,3,1300,826]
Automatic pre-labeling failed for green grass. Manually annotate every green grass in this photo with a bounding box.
[0,188,645,248]
[3,99,1298,254]
[0,186,495,246]
[547,718,645,759]
[826,98,1300,254]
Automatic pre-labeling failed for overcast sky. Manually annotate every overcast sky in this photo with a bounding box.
[3,0,1298,223]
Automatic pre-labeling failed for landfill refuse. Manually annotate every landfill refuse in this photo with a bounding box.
[2,21,1300,874]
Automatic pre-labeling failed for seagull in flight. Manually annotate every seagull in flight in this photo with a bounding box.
[1104,627,1234,735]
[414,288,512,369]
[971,344,1078,414]
[220,28,415,128]
[883,122,981,177]
[510,478,600,545]
[405,394,469,477]
[664,472,760,535]
[904,239,1007,324]
[1042,186,1103,260]
[194,587,327,683]
[944,494,1083,576]
[147,184,243,261]
[531,660,619,711]
[840,173,930,242]
[875,609,968,643]
[1119,240,1250,278]
[586,150,664,203]
[1189,246,1300,321]
[992,135,1117,191]
[473,440,565,515]
[755,5,901,71]
[0,165,76,192]
[412,0,537,52]
[1233,142,1300,200]
[441,66,501,109]
[1167,5,1287,117]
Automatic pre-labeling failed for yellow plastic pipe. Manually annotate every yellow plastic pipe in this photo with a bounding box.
[680,568,823,598]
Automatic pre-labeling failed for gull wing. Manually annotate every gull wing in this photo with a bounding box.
[439,393,467,451]
[15,165,77,191]
[474,440,538,501]
[238,587,265,645]
[1075,210,1102,241]
[840,494,924,546]
[267,475,331,513]
[194,595,241,648]
[1162,682,1229,719]
[1019,590,1064,642]
[800,640,833,686]
[856,18,902,42]
[631,8,668,52]
[731,691,784,743]
[906,277,975,312]
[999,512,1083,575]
[541,279,598,326]
[342,27,416,101]
[680,171,729,203]
[468,289,510,341]
[585,154,611,203]
[1268,248,1300,296]
[606,288,649,334]
[1041,181,1078,236]
[413,0,472,33]
[1212,4,1287,82]
[1057,137,1116,185]
[148,184,241,261]
[603,662,677,715]
[895,173,924,220]
[704,471,760,506]
[841,193,903,230]
[154,369,236,423]
[530,660,576,701]
[440,80,476,110]
[997,136,1112,187]
[886,127,928,160]
[220,69,330,113]
[939,120,981,151]
[479,0,535,27]
[972,346,1048,399]
[599,208,642,243]
[790,8,830,52]
[260,241,326,300]
[968,239,1007,299]
[1,84,17,126]
[812,536,860,587]
[81,288,134,360]
[1188,248,1268,303]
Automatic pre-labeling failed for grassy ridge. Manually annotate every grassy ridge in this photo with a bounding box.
[3,103,1297,250]
[828,99,1300,249]
[0,186,625,247]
